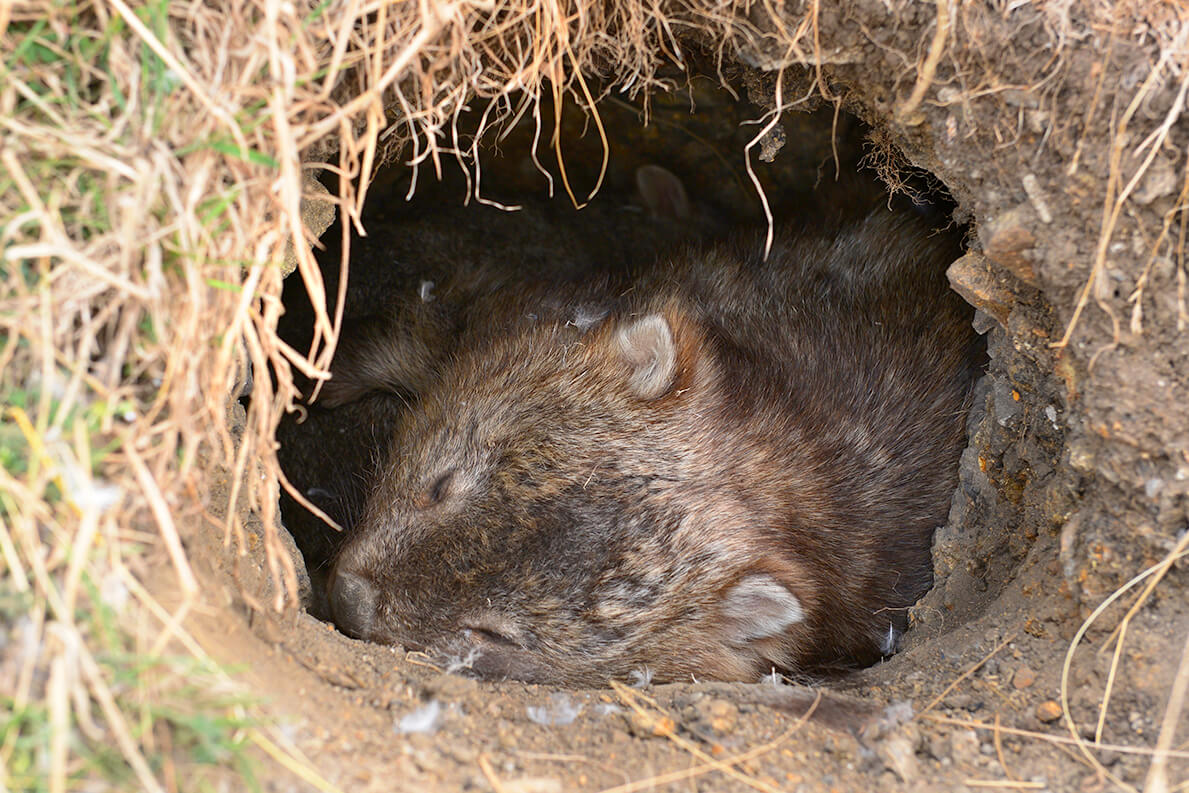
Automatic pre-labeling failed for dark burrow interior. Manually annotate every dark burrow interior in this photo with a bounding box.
[268,75,1054,681]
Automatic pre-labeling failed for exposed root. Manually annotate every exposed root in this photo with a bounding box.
[1054,29,1189,350]
[896,0,952,125]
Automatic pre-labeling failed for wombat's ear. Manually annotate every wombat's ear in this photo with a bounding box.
[636,165,690,221]
[615,314,678,400]
[720,575,805,645]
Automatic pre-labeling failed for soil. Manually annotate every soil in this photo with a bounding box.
[177,4,1188,789]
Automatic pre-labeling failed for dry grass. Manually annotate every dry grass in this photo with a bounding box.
[2,0,1188,789]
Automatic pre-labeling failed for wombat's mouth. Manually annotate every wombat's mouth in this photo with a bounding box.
[462,626,521,649]
[429,629,567,685]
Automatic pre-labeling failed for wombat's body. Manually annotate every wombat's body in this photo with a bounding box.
[325,203,980,686]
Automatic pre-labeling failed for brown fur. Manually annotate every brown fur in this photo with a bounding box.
[325,205,981,686]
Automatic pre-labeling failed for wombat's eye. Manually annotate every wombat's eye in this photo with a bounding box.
[417,469,455,508]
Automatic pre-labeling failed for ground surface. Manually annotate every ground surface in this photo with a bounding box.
[182,503,1188,793]
[183,9,1187,788]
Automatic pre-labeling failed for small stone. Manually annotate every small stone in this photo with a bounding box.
[992,378,1022,427]
[627,710,675,738]
[947,693,978,710]
[947,253,1014,325]
[1067,441,1095,473]
[1133,155,1177,204]
[689,697,739,735]
[972,309,998,334]
[1036,700,1063,722]
[1012,666,1036,689]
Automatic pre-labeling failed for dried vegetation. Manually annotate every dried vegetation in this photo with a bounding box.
[1,0,1187,789]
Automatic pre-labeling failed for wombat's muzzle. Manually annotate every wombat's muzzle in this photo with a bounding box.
[328,568,378,640]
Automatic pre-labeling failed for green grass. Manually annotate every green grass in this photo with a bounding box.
[133,0,179,130]
[0,423,31,479]
[147,687,260,791]
[0,567,260,793]
[0,381,135,475]
[1,701,56,793]
[5,14,115,115]
[0,661,259,793]
[0,4,316,790]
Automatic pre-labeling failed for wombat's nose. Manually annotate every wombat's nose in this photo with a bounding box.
[328,570,377,640]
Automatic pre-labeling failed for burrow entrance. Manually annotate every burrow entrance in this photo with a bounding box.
[203,20,1187,790]
[275,80,1036,646]
[217,70,1153,789]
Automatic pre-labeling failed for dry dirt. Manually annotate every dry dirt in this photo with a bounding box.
[178,8,1188,790]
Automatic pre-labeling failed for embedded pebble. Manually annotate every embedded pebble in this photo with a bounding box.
[1012,666,1037,689]
[946,252,1014,325]
[1036,701,1063,723]
[626,711,675,738]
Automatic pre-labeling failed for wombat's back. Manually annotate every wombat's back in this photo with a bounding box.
[661,208,978,669]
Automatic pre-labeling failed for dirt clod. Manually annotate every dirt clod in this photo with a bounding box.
[876,729,922,783]
[983,206,1039,285]
[684,697,740,736]
[627,710,677,738]
[946,253,1015,326]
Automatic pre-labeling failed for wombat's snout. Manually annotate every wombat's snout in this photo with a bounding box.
[327,567,378,640]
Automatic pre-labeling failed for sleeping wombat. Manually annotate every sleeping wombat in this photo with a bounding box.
[323,181,981,686]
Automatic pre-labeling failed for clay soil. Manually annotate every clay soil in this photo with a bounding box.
[179,6,1188,791]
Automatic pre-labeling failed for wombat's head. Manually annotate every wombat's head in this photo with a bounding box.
[327,303,816,685]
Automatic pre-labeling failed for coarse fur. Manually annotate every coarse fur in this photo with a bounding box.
[324,198,982,686]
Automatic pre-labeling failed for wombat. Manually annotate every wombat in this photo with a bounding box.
[276,165,714,596]
[322,180,981,686]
